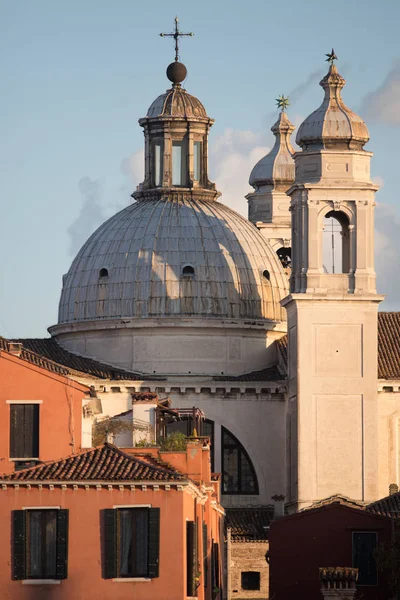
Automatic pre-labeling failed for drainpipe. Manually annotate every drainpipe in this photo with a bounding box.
[226,528,232,600]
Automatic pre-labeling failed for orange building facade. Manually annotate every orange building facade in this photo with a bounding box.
[0,341,224,599]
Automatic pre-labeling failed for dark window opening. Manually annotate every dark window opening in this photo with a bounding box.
[262,269,270,281]
[103,507,160,579]
[182,265,195,277]
[12,509,69,580]
[242,571,260,590]
[323,210,350,274]
[222,426,258,495]
[277,247,291,269]
[99,268,109,278]
[352,532,378,586]
[186,521,197,596]
[10,404,39,459]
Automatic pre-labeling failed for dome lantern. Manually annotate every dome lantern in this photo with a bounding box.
[134,18,219,202]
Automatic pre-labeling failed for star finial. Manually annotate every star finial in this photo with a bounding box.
[325,48,338,65]
[276,94,290,112]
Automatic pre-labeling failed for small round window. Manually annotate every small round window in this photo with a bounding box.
[182,265,195,277]
[99,268,109,279]
[262,269,270,281]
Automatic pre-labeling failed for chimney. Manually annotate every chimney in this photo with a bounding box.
[319,567,358,599]
[389,483,399,495]
[8,342,23,357]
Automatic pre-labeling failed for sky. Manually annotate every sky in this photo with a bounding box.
[1,0,400,338]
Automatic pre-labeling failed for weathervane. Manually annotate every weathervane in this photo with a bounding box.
[276,94,290,112]
[160,17,194,62]
[325,48,338,65]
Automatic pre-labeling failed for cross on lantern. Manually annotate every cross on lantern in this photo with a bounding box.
[159,17,194,62]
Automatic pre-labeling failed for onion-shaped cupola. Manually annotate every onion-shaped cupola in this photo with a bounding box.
[134,18,218,202]
[249,98,295,191]
[296,51,369,151]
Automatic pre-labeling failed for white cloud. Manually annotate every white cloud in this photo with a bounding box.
[375,201,400,310]
[67,177,105,256]
[361,62,400,126]
[209,128,269,217]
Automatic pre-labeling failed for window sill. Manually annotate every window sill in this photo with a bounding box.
[22,580,61,585]
[112,578,151,583]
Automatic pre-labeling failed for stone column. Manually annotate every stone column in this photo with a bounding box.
[319,567,358,599]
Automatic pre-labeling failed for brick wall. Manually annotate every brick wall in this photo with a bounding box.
[229,541,269,600]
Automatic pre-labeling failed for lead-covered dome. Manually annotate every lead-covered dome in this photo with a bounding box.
[147,86,208,119]
[296,63,369,151]
[57,198,288,325]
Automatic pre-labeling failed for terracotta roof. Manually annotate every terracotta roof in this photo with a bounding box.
[302,495,366,512]
[367,491,400,517]
[8,337,157,381]
[214,365,283,382]
[378,312,400,379]
[1,444,185,482]
[225,507,274,541]
[1,337,70,377]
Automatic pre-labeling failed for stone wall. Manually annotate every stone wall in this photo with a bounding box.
[229,541,269,600]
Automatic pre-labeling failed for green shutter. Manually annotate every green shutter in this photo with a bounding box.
[203,522,208,588]
[103,509,118,579]
[56,510,69,580]
[148,507,160,578]
[12,510,26,580]
[10,405,24,458]
[186,521,198,596]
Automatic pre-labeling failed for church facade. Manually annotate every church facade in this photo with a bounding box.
[8,43,400,550]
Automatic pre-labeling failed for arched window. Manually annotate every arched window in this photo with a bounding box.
[99,268,109,279]
[277,247,291,270]
[262,269,270,281]
[323,211,350,274]
[172,140,188,186]
[182,265,195,277]
[221,426,258,495]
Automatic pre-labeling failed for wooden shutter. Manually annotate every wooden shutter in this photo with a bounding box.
[12,510,26,580]
[203,522,208,588]
[10,405,25,458]
[103,509,117,579]
[56,510,69,580]
[148,507,160,578]
[186,521,197,596]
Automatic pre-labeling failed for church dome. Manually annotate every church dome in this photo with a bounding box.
[296,63,369,151]
[147,86,208,119]
[57,198,288,325]
[249,111,295,190]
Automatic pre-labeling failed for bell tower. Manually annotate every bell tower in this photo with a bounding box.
[283,53,384,512]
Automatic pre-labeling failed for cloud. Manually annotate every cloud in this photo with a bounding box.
[375,201,400,309]
[209,129,269,217]
[67,177,105,256]
[361,62,400,126]
[114,149,145,213]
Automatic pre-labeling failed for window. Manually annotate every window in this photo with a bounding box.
[277,247,291,269]
[211,541,220,591]
[352,532,378,586]
[262,269,270,281]
[323,211,350,274]
[222,426,258,494]
[99,268,109,278]
[242,571,260,590]
[182,265,195,277]
[10,404,39,460]
[154,141,163,186]
[103,507,160,579]
[172,141,188,186]
[186,521,197,596]
[203,522,208,588]
[12,509,69,580]
[193,141,202,181]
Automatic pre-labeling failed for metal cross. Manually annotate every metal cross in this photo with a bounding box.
[159,17,194,62]
[325,48,338,65]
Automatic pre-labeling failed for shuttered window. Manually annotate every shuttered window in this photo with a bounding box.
[103,507,160,579]
[186,520,197,597]
[10,404,39,459]
[211,541,220,590]
[203,522,208,588]
[12,509,69,580]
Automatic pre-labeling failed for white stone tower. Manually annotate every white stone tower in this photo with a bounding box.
[283,55,384,512]
[247,103,295,267]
